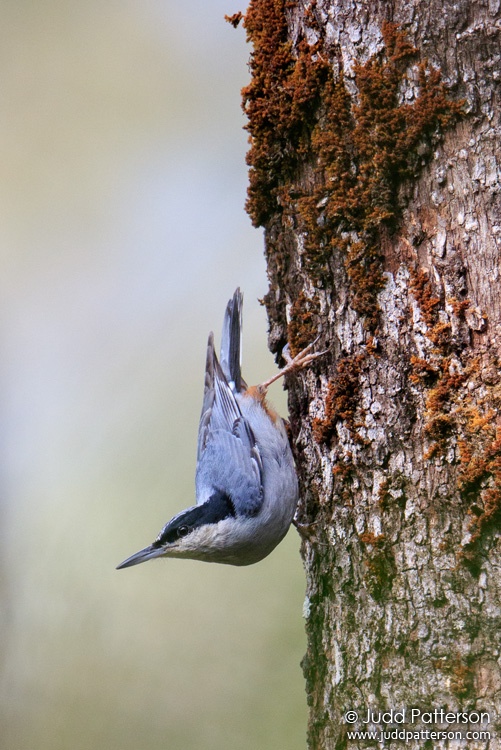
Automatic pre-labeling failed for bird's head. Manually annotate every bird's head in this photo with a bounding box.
[116,491,236,568]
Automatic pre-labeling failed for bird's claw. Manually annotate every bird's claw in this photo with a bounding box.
[285,339,327,370]
[258,338,327,392]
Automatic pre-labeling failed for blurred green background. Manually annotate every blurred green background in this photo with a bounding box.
[0,2,307,749]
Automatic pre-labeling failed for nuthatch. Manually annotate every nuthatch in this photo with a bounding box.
[117,289,322,568]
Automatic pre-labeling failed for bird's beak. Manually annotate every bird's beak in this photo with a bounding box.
[116,544,165,570]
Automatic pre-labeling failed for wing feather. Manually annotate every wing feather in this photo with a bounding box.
[196,333,263,515]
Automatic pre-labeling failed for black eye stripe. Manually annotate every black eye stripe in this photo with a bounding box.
[155,490,235,547]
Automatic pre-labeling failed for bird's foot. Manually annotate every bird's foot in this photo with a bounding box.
[257,338,327,393]
[281,339,327,370]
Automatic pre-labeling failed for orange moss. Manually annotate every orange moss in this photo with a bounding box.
[466,407,495,432]
[365,335,380,355]
[428,321,452,349]
[409,316,501,568]
[412,347,501,569]
[420,358,467,458]
[378,473,406,509]
[331,455,356,506]
[287,291,320,356]
[243,7,462,329]
[408,271,499,566]
[242,1,329,227]
[458,424,501,571]
[408,269,473,468]
[298,22,462,327]
[359,532,385,547]
[409,271,461,350]
[449,297,470,319]
[426,362,466,413]
[332,459,354,480]
[409,268,441,329]
[409,355,439,385]
[409,270,470,456]
[312,354,365,444]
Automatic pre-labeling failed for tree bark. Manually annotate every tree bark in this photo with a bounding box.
[241,1,501,748]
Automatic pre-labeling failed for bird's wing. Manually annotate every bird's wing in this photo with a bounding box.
[196,333,263,516]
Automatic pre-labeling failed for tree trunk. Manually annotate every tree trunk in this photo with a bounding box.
[241,1,501,748]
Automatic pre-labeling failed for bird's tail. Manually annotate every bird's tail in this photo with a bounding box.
[220,288,243,392]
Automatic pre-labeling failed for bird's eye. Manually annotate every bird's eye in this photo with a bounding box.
[177,525,190,538]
